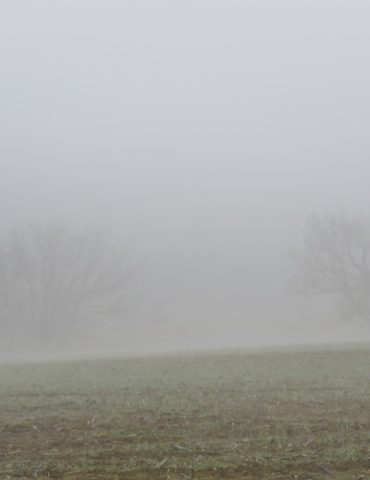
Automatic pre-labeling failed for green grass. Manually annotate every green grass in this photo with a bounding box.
[0,345,369,479]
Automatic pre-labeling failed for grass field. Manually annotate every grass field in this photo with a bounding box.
[0,345,369,479]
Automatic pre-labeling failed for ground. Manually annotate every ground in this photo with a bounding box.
[0,345,369,479]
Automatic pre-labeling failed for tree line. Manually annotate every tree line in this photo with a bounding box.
[1,213,369,352]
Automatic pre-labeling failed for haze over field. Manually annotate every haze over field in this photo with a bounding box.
[1,1,370,354]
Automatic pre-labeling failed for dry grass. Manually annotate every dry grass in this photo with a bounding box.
[0,345,369,479]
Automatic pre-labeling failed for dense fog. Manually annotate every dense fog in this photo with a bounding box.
[1,1,370,357]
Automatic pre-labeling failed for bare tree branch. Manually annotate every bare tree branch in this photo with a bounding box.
[0,226,131,351]
[293,212,370,322]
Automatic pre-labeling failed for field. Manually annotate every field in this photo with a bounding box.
[0,345,369,479]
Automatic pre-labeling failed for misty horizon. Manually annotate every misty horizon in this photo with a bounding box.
[1,1,370,356]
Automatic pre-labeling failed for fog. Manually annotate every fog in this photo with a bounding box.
[1,1,370,356]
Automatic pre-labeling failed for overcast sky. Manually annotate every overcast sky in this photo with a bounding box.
[1,1,370,352]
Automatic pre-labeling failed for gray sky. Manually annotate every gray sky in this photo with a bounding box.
[1,1,370,351]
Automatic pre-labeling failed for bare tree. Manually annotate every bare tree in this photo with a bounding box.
[293,212,370,322]
[0,226,130,350]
